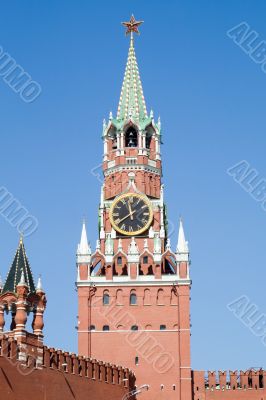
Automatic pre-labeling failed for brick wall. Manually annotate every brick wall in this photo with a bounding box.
[0,335,135,400]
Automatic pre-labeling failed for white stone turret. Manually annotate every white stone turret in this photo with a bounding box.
[176,218,189,262]
[77,221,91,264]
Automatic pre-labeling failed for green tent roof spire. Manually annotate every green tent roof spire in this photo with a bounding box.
[117,15,147,122]
[2,236,36,294]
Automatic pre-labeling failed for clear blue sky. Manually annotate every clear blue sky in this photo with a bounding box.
[1,0,266,371]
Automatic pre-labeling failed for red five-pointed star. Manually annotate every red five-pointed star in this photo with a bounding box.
[122,15,144,35]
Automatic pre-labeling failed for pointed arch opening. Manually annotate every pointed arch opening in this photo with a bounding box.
[162,252,177,275]
[125,126,138,147]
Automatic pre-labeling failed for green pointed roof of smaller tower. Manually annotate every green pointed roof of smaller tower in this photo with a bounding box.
[2,237,36,294]
[117,15,148,122]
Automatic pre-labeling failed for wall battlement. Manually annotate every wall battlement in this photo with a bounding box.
[43,345,133,386]
[0,334,135,399]
[192,369,266,399]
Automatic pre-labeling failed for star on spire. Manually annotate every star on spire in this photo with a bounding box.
[122,14,144,36]
[117,15,147,121]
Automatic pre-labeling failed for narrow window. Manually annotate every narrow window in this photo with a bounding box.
[117,256,122,265]
[103,325,109,331]
[143,256,148,264]
[130,293,137,305]
[103,292,110,305]
[135,356,139,365]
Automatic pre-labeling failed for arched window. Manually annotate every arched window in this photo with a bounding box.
[125,127,138,147]
[89,325,95,331]
[130,292,137,305]
[157,289,164,305]
[103,292,110,305]
[103,325,110,331]
[135,356,139,365]
[160,325,166,330]
[131,325,138,331]
[117,256,122,265]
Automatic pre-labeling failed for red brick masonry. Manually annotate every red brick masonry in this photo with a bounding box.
[0,335,135,400]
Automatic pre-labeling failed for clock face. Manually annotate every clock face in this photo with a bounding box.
[110,193,153,236]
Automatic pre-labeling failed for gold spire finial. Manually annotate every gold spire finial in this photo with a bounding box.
[122,14,144,36]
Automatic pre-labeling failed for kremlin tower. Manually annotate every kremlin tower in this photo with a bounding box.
[76,15,192,400]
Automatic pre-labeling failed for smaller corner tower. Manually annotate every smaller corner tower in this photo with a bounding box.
[0,237,46,366]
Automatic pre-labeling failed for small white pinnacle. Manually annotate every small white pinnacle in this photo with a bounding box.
[77,221,91,255]
[37,275,43,291]
[177,218,189,253]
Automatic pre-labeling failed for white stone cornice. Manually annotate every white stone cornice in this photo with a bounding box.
[76,276,191,287]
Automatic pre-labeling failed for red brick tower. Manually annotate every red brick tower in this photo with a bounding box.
[77,15,192,399]
[0,237,46,367]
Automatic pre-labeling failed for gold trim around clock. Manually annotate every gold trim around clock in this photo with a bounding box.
[109,192,153,236]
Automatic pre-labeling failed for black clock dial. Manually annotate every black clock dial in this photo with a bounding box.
[110,194,152,236]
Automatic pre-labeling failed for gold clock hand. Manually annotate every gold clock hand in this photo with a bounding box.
[128,201,134,220]
[118,209,136,224]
